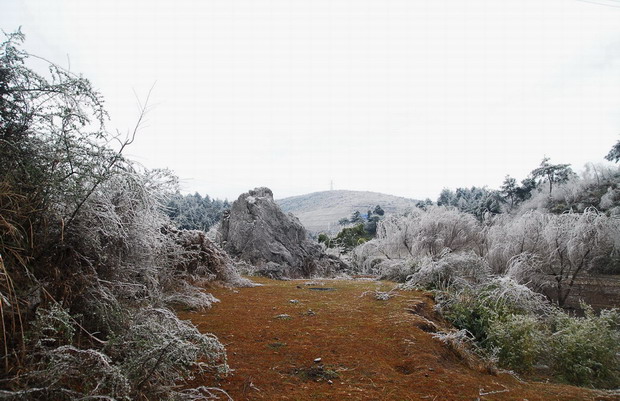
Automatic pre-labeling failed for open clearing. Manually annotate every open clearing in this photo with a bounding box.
[179,278,618,401]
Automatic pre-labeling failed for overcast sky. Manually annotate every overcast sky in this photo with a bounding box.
[3,0,620,200]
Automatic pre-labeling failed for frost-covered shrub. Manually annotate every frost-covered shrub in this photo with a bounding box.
[109,308,228,397]
[352,207,483,276]
[436,277,551,344]
[28,305,76,350]
[487,314,546,372]
[548,307,620,387]
[162,227,254,292]
[376,259,419,282]
[432,329,490,371]
[425,276,620,387]
[0,32,240,399]
[19,307,230,400]
[20,306,130,400]
[4,169,235,400]
[351,238,418,281]
[402,252,491,291]
[26,346,132,400]
[486,210,620,305]
[485,211,548,275]
[599,186,620,211]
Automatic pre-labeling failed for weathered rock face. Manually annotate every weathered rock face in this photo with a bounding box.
[218,187,346,278]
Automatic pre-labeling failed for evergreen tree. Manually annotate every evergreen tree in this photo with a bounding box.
[500,175,518,209]
[166,191,229,232]
[531,157,575,194]
[605,139,620,163]
[350,210,364,223]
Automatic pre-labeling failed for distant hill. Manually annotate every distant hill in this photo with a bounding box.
[276,190,419,234]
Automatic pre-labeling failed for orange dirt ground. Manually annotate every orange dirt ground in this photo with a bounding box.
[178,278,619,401]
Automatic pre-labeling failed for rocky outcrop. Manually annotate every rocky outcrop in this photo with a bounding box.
[217,187,347,278]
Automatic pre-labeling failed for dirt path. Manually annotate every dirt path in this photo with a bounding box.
[179,278,617,401]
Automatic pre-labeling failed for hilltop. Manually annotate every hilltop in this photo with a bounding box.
[276,190,419,234]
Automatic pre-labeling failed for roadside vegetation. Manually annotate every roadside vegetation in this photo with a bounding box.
[350,154,620,388]
[0,31,245,400]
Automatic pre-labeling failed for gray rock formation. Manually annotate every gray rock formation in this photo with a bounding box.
[217,187,347,278]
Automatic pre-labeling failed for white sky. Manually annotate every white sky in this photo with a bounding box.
[3,0,620,201]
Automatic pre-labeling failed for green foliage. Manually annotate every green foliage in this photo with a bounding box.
[438,278,546,345]
[548,306,620,387]
[487,315,545,372]
[330,206,386,250]
[500,175,518,209]
[317,233,330,246]
[338,217,350,226]
[364,214,380,236]
[334,223,372,251]
[350,210,363,223]
[430,278,620,387]
[414,198,434,210]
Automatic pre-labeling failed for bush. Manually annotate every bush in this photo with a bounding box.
[333,223,371,251]
[436,277,549,344]
[486,210,620,306]
[422,278,620,387]
[487,314,546,372]
[0,31,240,399]
[109,308,228,395]
[548,306,620,387]
[376,259,419,282]
[402,252,491,291]
[352,206,484,276]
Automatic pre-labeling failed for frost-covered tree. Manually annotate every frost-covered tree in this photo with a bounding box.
[500,175,518,209]
[353,206,484,276]
[487,210,620,306]
[530,157,576,194]
[517,163,620,215]
[166,191,229,232]
[605,139,620,163]
[373,205,385,216]
[350,210,364,223]
[437,187,502,219]
[437,188,457,207]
